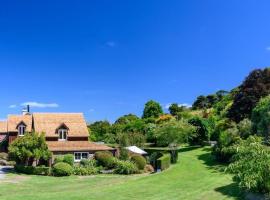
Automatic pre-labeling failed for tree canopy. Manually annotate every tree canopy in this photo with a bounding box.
[142,100,163,119]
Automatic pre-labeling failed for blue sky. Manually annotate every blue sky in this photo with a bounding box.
[0,0,270,122]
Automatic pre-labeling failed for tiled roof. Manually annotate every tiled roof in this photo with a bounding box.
[0,121,7,133]
[46,141,113,152]
[7,114,32,132]
[33,113,89,137]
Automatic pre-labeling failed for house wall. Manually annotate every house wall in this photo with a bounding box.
[8,132,18,144]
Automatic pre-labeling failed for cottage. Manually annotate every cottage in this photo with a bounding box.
[0,107,114,162]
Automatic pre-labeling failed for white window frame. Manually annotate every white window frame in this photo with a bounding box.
[74,152,89,162]
[58,129,68,141]
[18,125,26,136]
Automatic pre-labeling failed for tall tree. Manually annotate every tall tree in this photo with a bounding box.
[142,100,163,119]
[192,95,209,110]
[228,68,270,122]
[114,114,139,125]
[88,121,111,142]
[169,103,184,116]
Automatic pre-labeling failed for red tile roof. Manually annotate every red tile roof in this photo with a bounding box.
[46,141,113,152]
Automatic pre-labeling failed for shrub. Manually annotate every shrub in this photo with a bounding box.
[144,164,154,173]
[52,162,73,176]
[73,166,98,176]
[157,154,171,171]
[63,154,74,166]
[114,160,138,175]
[0,152,8,160]
[119,148,129,161]
[227,136,270,193]
[15,165,50,175]
[54,156,64,164]
[95,151,115,169]
[80,159,96,167]
[130,155,146,170]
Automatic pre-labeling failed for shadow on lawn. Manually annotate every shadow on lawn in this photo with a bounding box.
[196,148,243,199]
[215,183,243,200]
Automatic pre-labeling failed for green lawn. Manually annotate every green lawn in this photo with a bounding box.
[0,147,242,200]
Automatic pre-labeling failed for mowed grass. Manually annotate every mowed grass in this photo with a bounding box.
[0,147,242,200]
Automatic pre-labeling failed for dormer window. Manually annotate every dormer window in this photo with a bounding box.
[58,129,67,141]
[18,125,26,136]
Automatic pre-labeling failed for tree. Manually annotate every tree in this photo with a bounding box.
[9,132,51,166]
[114,114,139,125]
[192,95,209,110]
[88,121,111,142]
[188,117,210,145]
[142,100,163,119]
[154,120,195,147]
[251,95,270,142]
[168,103,184,116]
[228,68,270,122]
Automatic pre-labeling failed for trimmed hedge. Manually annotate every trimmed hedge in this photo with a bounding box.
[73,166,99,176]
[95,151,115,169]
[157,154,171,171]
[52,162,73,176]
[130,155,146,170]
[15,165,50,175]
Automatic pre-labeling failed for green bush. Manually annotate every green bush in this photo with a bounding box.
[114,160,138,175]
[227,136,270,194]
[54,156,64,164]
[130,155,146,170]
[157,154,171,171]
[73,166,98,176]
[52,162,73,176]
[80,159,96,167]
[63,154,74,166]
[15,165,50,176]
[95,151,115,169]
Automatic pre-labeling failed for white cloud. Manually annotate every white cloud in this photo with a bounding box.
[9,104,17,108]
[105,41,116,47]
[164,103,192,109]
[21,102,59,108]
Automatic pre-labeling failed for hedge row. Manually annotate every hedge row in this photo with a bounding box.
[15,165,50,176]
[156,154,171,171]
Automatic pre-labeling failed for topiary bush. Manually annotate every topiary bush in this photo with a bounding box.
[95,151,115,169]
[114,160,138,175]
[130,155,146,170]
[52,162,73,176]
[156,154,171,171]
[63,154,74,166]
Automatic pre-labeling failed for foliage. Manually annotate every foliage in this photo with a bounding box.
[63,154,74,166]
[192,95,209,110]
[0,152,8,160]
[142,100,163,119]
[54,156,64,164]
[8,132,51,166]
[88,120,111,142]
[228,68,270,122]
[227,136,270,193]
[15,165,51,176]
[188,117,210,145]
[168,103,184,116]
[237,118,252,139]
[130,155,146,170]
[156,114,174,124]
[115,114,139,125]
[73,165,98,176]
[154,120,195,147]
[213,127,241,163]
[119,147,129,161]
[117,132,146,147]
[114,160,138,175]
[52,162,73,176]
[157,154,171,171]
[94,151,116,169]
[251,95,270,142]
[80,159,96,167]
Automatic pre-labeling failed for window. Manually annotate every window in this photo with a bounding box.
[58,129,67,141]
[18,125,26,136]
[74,152,88,162]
